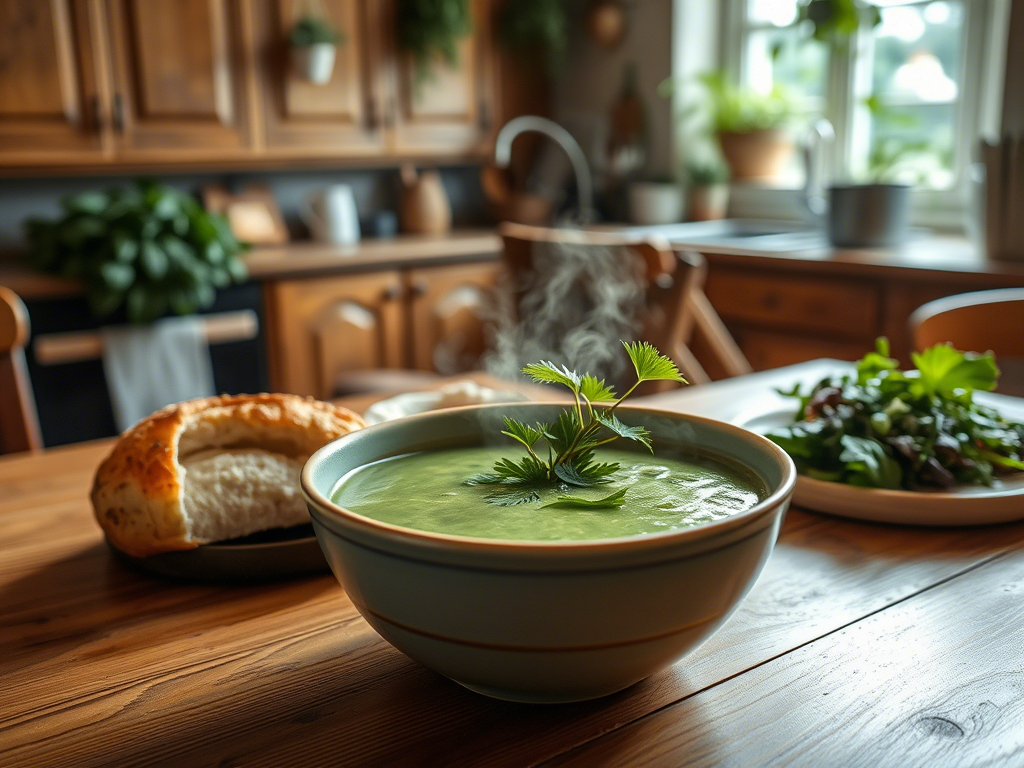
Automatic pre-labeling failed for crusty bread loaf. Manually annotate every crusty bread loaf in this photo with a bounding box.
[92,393,365,557]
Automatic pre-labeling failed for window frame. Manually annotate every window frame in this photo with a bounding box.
[719,0,1009,228]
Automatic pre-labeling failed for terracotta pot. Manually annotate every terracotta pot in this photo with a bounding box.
[716,129,793,182]
[688,185,730,222]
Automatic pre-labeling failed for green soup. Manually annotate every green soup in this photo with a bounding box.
[330,446,764,542]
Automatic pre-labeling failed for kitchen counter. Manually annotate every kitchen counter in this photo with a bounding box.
[0,230,503,300]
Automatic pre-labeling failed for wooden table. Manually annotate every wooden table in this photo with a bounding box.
[3,361,1024,767]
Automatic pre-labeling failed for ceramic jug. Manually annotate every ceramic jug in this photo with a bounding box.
[399,166,451,235]
[302,185,360,245]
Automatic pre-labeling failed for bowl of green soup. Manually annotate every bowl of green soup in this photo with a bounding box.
[302,403,795,703]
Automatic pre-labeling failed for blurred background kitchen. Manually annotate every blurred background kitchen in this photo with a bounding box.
[1,0,1022,453]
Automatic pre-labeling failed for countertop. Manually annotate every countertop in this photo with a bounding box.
[3,361,1023,767]
[4,225,1024,302]
[0,230,503,300]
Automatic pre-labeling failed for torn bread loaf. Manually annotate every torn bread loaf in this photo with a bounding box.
[92,393,365,557]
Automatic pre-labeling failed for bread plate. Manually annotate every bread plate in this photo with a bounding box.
[734,395,1024,527]
[107,524,330,582]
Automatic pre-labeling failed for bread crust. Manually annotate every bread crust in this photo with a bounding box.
[92,393,365,557]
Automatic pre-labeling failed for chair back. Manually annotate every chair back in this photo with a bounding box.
[0,286,42,454]
[498,222,750,387]
[911,288,1024,396]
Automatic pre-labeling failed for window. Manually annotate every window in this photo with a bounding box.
[722,0,1007,220]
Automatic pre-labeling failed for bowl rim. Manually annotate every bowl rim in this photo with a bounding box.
[301,402,796,555]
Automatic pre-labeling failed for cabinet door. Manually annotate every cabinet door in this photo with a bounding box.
[0,0,107,164]
[406,262,497,373]
[264,272,405,398]
[104,0,251,157]
[251,0,385,155]
[383,0,495,156]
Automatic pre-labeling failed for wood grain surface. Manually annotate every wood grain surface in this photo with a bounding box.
[2,362,1023,767]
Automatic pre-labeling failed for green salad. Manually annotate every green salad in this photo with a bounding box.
[767,339,1024,490]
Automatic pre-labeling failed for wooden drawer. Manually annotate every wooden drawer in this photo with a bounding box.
[733,328,872,371]
[706,269,881,339]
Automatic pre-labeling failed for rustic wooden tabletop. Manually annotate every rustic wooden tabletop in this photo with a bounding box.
[2,362,1023,767]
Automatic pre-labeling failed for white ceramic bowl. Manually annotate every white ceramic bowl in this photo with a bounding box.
[302,403,795,703]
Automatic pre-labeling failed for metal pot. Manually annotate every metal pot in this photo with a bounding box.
[827,183,911,249]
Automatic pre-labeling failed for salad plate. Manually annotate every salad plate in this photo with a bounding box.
[735,394,1024,526]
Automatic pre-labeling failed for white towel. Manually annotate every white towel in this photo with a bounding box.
[101,316,216,432]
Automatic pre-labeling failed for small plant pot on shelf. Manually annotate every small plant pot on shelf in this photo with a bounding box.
[827,183,911,248]
[293,43,337,84]
[716,128,793,182]
[628,182,684,225]
[687,185,730,222]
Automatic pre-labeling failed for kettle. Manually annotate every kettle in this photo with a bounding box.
[302,185,360,245]
[399,165,451,235]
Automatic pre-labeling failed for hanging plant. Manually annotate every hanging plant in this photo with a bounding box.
[290,15,345,84]
[396,0,472,86]
[24,181,249,324]
[796,0,881,48]
[498,0,569,76]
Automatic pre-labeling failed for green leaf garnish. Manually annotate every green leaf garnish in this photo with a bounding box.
[595,412,653,452]
[910,344,999,397]
[541,487,629,509]
[623,341,687,385]
[464,341,688,506]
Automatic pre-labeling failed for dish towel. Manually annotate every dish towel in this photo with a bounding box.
[101,316,216,432]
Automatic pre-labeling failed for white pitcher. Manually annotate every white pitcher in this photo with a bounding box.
[302,185,360,245]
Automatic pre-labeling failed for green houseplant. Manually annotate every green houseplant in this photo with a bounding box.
[686,160,730,221]
[24,181,248,324]
[290,15,345,84]
[698,71,795,182]
[396,0,472,86]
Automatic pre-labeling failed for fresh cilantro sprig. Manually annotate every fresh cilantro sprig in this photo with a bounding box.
[465,342,686,507]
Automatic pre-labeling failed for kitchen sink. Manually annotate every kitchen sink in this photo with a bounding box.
[610,219,828,252]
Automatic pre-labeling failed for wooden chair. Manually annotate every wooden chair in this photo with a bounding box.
[499,222,751,388]
[0,286,42,454]
[911,288,1024,396]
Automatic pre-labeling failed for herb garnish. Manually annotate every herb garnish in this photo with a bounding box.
[464,342,686,507]
[767,338,1024,490]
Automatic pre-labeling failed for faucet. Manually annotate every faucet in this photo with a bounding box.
[493,116,595,221]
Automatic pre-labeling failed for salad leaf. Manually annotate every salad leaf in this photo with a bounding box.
[910,344,999,397]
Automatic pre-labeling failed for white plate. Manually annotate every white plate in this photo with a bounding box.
[734,404,1024,527]
[363,381,529,426]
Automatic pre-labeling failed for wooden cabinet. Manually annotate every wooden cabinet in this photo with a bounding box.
[406,262,496,372]
[383,0,496,156]
[251,0,385,156]
[265,271,405,397]
[264,259,498,397]
[104,0,251,157]
[0,0,528,170]
[0,0,108,164]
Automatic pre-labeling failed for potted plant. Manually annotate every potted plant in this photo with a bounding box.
[396,0,472,87]
[628,175,683,225]
[686,160,730,221]
[698,72,794,182]
[24,181,248,323]
[290,15,344,84]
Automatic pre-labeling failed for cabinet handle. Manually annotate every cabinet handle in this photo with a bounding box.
[382,284,402,301]
[365,94,378,132]
[385,97,397,128]
[89,95,104,131]
[410,279,428,297]
[112,93,125,134]
[479,100,491,131]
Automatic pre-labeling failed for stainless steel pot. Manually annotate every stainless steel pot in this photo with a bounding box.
[827,183,911,248]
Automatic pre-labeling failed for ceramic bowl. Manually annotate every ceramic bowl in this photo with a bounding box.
[302,403,796,703]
